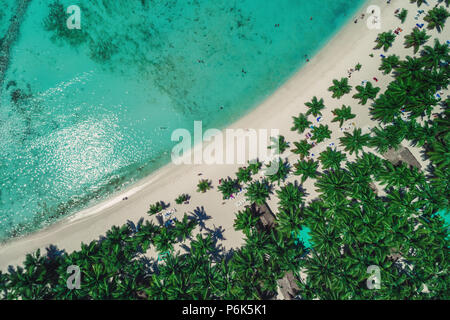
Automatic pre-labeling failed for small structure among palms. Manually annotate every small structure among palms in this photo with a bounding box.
[277,270,300,300]
[249,202,276,232]
[382,145,422,169]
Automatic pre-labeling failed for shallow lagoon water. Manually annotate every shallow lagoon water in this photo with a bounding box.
[0,0,365,240]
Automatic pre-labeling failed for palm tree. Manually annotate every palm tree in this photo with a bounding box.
[374,31,396,52]
[420,38,450,70]
[318,147,347,170]
[173,213,197,241]
[355,152,385,178]
[396,9,408,23]
[234,207,259,237]
[190,233,216,256]
[369,126,404,154]
[276,181,306,212]
[314,168,352,203]
[291,113,312,134]
[276,207,304,236]
[424,6,450,32]
[245,179,273,205]
[218,177,241,199]
[379,54,401,75]
[231,248,265,298]
[427,140,450,170]
[352,81,380,105]
[378,162,414,189]
[305,96,326,117]
[268,135,290,154]
[153,227,176,252]
[293,159,319,183]
[265,158,291,185]
[175,194,190,204]
[339,128,371,156]
[328,78,352,99]
[355,63,362,71]
[236,166,252,184]
[406,92,439,118]
[395,56,424,80]
[344,161,374,199]
[404,28,431,54]
[311,124,332,143]
[147,201,164,216]
[248,159,263,175]
[197,179,212,193]
[292,140,313,159]
[331,105,355,127]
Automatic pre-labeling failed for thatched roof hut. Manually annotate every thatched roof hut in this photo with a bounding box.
[382,145,421,170]
[277,271,300,300]
[249,202,276,232]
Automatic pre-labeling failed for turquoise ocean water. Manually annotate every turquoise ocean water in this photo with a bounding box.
[0,0,366,240]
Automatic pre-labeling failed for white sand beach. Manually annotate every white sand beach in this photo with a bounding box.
[0,0,445,270]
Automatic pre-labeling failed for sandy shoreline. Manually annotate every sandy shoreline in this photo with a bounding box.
[0,0,440,270]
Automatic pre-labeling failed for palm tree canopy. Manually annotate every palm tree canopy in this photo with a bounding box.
[339,128,371,156]
[328,78,352,99]
[311,124,332,143]
[374,31,396,52]
[305,96,326,117]
[332,105,356,127]
[424,6,450,32]
[352,81,381,105]
[404,28,431,54]
[291,113,312,134]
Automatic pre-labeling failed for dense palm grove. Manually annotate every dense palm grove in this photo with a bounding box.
[1,2,449,299]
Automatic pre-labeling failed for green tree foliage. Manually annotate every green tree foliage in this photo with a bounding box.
[293,159,319,183]
[396,9,408,23]
[291,113,312,134]
[292,140,313,159]
[248,159,263,175]
[311,124,332,143]
[353,81,381,105]
[339,128,371,156]
[328,78,352,99]
[265,158,291,186]
[218,177,241,199]
[374,31,396,52]
[236,166,253,184]
[318,147,347,170]
[245,179,273,205]
[268,135,290,154]
[147,201,164,216]
[369,125,404,154]
[420,39,450,71]
[197,179,212,193]
[424,6,450,32]
[379,55,401,75]
[305,96,326,117]
[332,105,356,127]
[234,207,259,237]
[404,28,431,54]
[175,194,190,204]
[276,181,306,212]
